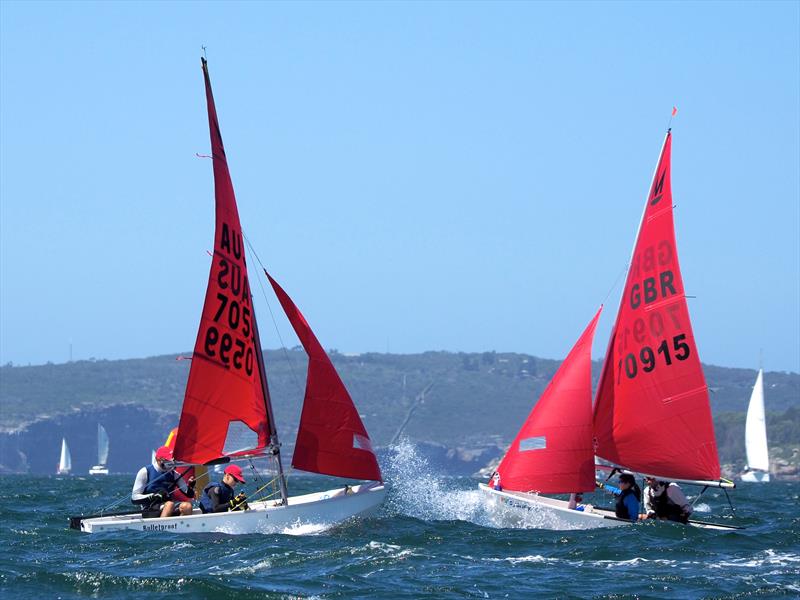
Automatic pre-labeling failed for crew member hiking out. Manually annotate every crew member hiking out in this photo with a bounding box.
[131,446,195,518]
[643,477,692,524]
[199,464,248,513]
[598,473,641,522]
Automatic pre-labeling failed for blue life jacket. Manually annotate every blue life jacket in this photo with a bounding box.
[615,487,637,520]
[199,481,235,513]
[143,464,179,495]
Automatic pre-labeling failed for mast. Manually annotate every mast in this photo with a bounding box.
[593,129,671,423]
[174,58,279,466]
[250,300,289,504]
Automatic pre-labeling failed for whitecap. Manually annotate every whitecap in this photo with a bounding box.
[281,521,330,536]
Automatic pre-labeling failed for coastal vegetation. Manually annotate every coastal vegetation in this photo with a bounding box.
[1,351,797,474]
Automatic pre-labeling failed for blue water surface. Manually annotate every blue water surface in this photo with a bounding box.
[1,443,798,599]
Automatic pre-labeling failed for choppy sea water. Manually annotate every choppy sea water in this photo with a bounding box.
[2,441,798,599]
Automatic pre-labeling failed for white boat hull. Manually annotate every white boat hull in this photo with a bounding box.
[89,465,109,476]
[76,482,385,535]
[479,484,740,531]
[479,483,629,530]
[740,470,770,483]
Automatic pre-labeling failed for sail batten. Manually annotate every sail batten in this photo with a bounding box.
[173,58,272,465]
[495,308,602,494]
[265,271,382,482]
[592,131,721,482]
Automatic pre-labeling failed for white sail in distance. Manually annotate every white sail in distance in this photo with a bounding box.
[58,438,72,473]
[744,369,769,472]
[97,424,109,466]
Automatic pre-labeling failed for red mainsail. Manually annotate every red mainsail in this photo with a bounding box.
[592,131,720,481]
[173,59,271,465]
[495,308,601,494]
[266,271,382,481]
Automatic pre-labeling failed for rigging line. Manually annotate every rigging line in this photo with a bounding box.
[690,485,709,508]
[247,457,267,492]
[722,487,737,518]
[98,494,132,514]
[242,233,305,394]
[601,264,628,306]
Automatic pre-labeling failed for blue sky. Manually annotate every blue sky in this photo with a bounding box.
[1,1,798,373]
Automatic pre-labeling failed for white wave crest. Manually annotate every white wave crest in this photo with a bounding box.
[710,549,800,569]
[281,521,330,536]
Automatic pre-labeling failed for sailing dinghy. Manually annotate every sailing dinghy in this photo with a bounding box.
[482,130,739,531]
[741,369,770,482]
[89,424,109,475]
[479,309,632,529]
[73,58,384,534]
[57,438,71,475]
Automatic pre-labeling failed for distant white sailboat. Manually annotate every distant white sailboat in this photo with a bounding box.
[57,438,72,475]
[89,424,110,475]
[741,369,770,482]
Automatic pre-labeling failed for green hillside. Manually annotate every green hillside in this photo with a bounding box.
[2,351,797,455]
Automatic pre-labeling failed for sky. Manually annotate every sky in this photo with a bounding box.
[1,1,798,373]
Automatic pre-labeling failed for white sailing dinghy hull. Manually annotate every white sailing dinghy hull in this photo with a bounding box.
[740,470,770,483]
[479,484,740,531]
[479,484,627,530]
[78,483,384,534]
[88,466,109,476]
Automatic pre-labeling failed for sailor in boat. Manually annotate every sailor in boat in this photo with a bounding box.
[199,464,248,514]
[598,473,641,522]
[488,472,502,491]
[643,476,692,524]
[131,446,195,518]
[567,493,591,512]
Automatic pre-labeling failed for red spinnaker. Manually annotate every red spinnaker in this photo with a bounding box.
[496,309,602,494]
[592,132,720,481]
[174,58,270,465]
[266,271,382,481]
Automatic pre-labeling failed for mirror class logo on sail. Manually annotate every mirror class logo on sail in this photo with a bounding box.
[616,162,692,383]
[202,222,255,376]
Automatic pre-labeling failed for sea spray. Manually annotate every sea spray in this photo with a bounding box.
[383,438,564,529]
[383,438,485,522]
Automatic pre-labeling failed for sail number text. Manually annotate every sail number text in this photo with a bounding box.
[618,334,690,380]
[200,225,256,377]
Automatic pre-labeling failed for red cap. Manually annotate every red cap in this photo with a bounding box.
[155,446,173,461]
[224,464,246,483]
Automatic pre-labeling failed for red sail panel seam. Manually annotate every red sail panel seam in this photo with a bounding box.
[643,294,687,313]
[661,385,710,405]
[646,206,673,223]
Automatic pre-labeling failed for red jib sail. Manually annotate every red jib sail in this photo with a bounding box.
[266,271,382,481]
[495,309,602,494]
[174,58,270,465]
[592,131,721,481]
